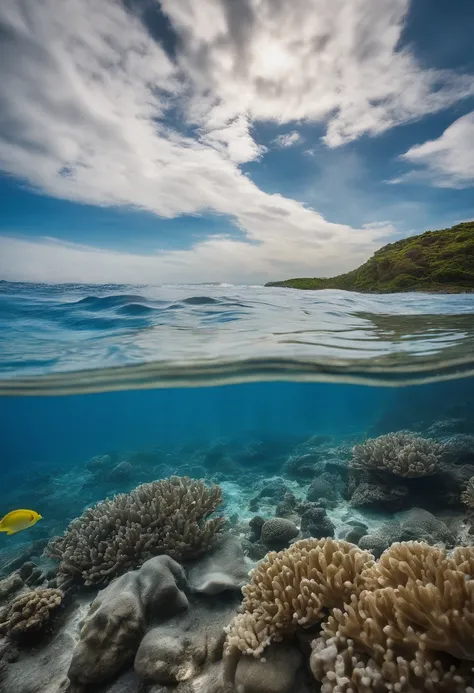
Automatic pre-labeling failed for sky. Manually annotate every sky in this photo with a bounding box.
[0,0,473,285]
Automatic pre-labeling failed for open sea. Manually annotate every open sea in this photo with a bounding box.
[1,280,474,692]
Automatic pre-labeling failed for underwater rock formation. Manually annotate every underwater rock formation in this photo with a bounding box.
[1,535,250,693]
[349,480,409,510]
[399,506,456,546]
[67,534,250,692]
[275,492,298,519]
[68,555,188,685]
[283,453,326,480]
[300,504,335,539]
[248,516,265,542]
[358,520,402,558]
[186,534,249,595]
[306,474,338,503]
[0,574,23,603]
[357,509,456,556]
[46,476,225,586]
[234,643,313,693]
[258,478,290,500]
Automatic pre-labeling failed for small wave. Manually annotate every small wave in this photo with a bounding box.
[75,294,149,310]
[182,296,220,305]
[116,303,155,316]
[0,282,474,392]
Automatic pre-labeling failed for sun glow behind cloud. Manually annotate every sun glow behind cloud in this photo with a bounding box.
[0,0,473,283]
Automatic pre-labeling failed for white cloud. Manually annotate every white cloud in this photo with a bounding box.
[161,0,474,146]
[397,111,474,188]
[0,0,473,283]
[274,131,301,148]
[0,227,385,285]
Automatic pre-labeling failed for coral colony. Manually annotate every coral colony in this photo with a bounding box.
[1,430,474,692]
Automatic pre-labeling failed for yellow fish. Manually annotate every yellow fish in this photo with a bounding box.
[0,509,42,536]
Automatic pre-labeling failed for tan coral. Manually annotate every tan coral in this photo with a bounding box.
[310,630,474,693]
[0,588,63,641]
[311,542,474,692]
[224,538,374,657]
[361,540,451,591]
[351,432,444,478]
[46,476,225,586]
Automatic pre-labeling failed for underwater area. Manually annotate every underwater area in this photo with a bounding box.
[1,281,474,693]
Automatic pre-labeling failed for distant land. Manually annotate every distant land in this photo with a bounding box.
[266,221,474,293]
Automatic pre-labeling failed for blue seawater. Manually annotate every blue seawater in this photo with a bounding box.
[1,280,473,565]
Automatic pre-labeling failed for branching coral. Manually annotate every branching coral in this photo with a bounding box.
[311,542,474,692]
[0,588,63,642]
[224,538,474,691]
[351,432,444,478]
[46,476,225,586]
[224,538,375,657]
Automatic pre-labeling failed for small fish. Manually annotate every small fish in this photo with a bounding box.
[0,509,43,536]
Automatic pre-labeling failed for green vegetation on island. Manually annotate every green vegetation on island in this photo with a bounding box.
[266,221,474,293]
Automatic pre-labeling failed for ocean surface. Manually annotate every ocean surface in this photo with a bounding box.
[1,281,474,392]
[1,281,474,692]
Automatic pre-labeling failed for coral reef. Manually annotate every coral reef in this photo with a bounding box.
[352,431,444,477]
[0,588,63,642]
[2,427,474,693]
[46,476,225,586]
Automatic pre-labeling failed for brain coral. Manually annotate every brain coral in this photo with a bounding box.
[0,588,63,641]
[260,518,299,548]
[46,476,225,586]
[351,432,444,477]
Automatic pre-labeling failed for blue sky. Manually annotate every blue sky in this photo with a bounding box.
[0,0,473,284]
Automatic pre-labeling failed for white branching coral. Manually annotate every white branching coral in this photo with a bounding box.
[351,432,444,477]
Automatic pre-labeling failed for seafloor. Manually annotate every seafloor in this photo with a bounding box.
[1,405,474,693]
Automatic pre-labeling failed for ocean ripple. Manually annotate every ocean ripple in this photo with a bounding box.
[0,281,474,392]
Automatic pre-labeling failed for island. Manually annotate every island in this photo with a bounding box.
[265,221,474,293]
